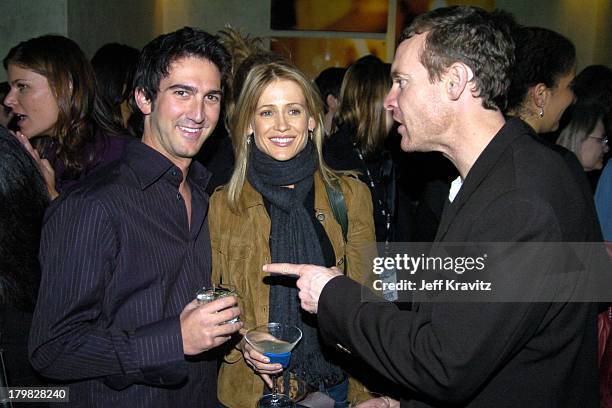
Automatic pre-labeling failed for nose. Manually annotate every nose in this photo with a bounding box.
[4,87,16,109]
[187,98,205,124]
[384,85,398,112]
[275,112,289,131]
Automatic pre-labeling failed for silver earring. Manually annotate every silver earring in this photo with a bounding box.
[539,106,544,118]
[246,134,252,145]
[308,130,313,140]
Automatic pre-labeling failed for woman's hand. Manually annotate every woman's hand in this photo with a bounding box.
[242,340,282,388]
[13,131,59,200]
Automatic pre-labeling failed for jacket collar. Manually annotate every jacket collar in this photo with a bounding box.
[434,117,534,241]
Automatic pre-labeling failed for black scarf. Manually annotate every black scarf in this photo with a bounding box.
[247,140,344,388]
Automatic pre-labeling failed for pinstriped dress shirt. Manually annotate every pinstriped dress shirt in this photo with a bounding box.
[29,141,217,407]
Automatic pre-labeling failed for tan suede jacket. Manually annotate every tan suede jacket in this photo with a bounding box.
[209,171,375,408]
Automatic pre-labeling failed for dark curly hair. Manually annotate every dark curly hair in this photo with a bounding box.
[506,26,575,113]
[133,27,230,107]
[400,6,516,111]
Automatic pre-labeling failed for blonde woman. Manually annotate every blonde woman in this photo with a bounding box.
[209,60,375,407]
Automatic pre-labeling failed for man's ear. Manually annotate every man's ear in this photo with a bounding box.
[135,88,152,115]
[445,62,472,101]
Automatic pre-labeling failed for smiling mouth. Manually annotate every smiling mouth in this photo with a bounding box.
[178,125,203,138]
[269,137,295,147]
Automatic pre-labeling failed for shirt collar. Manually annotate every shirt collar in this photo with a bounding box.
[448,176,463,203]
[125,141,211,190]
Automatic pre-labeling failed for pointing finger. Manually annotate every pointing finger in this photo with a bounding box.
[263,263,301,277]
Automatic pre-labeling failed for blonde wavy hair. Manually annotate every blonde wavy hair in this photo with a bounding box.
[225,60,340,212]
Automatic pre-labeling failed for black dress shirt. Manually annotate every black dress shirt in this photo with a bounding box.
[29,141,216,407]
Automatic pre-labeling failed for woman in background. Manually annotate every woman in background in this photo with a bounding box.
[557,109,609,173]
[506,26,576,134]
[3,35,126,199]
[324,55,408,244]
[560,64,612,191]
[503,26,602,206]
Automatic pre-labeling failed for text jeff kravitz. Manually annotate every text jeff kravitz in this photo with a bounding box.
[372,279,492,292]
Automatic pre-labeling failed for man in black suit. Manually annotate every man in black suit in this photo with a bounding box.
[266,6,602,407]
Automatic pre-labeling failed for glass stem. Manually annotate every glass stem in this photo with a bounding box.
[271,373,279,397]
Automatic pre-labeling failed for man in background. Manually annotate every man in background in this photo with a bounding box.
[315,67,346,135]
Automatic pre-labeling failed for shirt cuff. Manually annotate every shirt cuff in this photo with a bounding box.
[107,315,187,389]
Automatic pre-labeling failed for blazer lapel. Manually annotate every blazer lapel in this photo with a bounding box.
[434,118,529,242]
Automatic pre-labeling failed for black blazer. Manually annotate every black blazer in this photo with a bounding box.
[318,118,601,407]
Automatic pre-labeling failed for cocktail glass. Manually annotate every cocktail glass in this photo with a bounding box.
[245,323,302,407]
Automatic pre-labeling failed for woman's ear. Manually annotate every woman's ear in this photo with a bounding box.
[135,88,152,115]
[308,116,316,132]
[247,123,254,136]
[533,83,548,108]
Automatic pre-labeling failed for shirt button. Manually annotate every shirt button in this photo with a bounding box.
[316,212,325,221]
[176,193,182,201]
[171,170,178,177]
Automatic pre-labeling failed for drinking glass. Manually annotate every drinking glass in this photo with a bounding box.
[245,323,303,407]
[196,284,240,323]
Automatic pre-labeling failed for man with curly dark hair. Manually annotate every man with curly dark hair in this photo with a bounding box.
[29,27,242,407]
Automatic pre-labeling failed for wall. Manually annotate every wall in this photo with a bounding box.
[0,0,68,82]
[0,0,609,83]
[67,0,161,58]
[161,0,270,40]
[496,0,611,71]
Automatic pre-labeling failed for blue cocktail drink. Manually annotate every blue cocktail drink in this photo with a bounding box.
[245,323,302,407]
[264,351,291,368]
